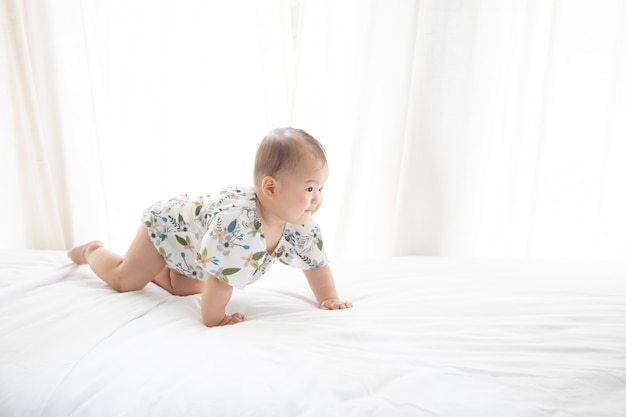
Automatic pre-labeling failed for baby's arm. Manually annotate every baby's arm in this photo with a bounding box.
[303,265,353,310]
[201,275,244,327]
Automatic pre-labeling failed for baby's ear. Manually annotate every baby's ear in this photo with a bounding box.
[261,176,277,198]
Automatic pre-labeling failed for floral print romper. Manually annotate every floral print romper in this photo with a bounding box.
[141,185,328,290]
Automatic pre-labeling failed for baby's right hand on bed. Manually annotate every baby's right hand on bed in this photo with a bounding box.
[219,313,244,326]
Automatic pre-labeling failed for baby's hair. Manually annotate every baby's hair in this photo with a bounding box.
[254,127,327,186]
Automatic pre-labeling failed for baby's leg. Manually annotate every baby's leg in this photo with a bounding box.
[68,225,165,292]
[152,267,204,296]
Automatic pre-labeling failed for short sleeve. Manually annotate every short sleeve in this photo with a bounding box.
[196,208,267,290]
[279,221,329,270]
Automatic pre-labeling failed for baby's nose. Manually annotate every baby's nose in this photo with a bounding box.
[309,200,322,213]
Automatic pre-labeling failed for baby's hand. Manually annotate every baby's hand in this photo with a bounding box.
[218,313,245,326]
[320,299,353,310]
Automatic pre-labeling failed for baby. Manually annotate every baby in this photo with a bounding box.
[68,127,353,326]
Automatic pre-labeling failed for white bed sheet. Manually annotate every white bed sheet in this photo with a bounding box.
[1,249,625,417]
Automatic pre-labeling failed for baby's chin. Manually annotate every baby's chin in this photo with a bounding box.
[294,211,313,224]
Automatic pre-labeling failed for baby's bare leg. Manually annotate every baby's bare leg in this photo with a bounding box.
[152,268,204,296]
[68,225,165,292]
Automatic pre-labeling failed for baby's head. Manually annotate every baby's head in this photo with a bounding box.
[254,127,327,187]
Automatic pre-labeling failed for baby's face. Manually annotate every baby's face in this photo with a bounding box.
[274,156,328,225]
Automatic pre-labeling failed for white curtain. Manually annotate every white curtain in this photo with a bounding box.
[1,0,294,251]
[2,0,625,261]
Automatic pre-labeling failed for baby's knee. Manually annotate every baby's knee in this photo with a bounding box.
[110,274,147,293]
[113,282,145,293]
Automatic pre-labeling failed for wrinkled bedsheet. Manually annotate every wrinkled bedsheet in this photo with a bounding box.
[1,250,625,417]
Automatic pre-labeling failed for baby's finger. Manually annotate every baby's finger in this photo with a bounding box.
[229,312,245,324]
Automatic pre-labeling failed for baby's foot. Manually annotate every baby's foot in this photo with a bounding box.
[67,241,103,265]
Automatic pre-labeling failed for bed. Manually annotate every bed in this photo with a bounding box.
[1,249,625,417]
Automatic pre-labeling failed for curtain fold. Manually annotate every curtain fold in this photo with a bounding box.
[2,0,73,249]
[292,0,626,260]
[1,0,625,260]
[2,0,293,252]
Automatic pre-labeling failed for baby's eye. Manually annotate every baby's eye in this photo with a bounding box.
[305,187,314,192]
